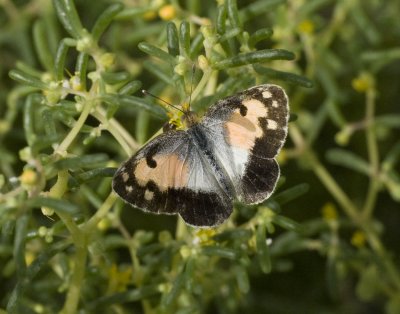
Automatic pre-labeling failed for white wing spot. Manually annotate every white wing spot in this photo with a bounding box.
[272,100,279,107]
[144,189,154,201]
[122,172,129,182]
[267,119,278,130]
[262,91,272,99]
[125,185,133,192]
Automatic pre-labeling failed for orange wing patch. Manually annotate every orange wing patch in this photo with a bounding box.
[225,99,268,150]
[134,154,189,192]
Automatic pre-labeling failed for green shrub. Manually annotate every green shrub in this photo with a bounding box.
[1,0,400,313]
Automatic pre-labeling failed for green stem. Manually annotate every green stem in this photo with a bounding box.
[307,150,360,223]
[55,100,93,155]
[291,124,400,293]
[191,68,214,101]
[363,88,379,218]
[364,224,400,291]
[60,240,88,314]
[84,192,117,233]
[57,212,81,243]
[289,125,360,222]
[92,107,138,156]
[46,170,80,237]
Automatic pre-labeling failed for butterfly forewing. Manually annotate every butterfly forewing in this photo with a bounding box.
[112,131,232,227]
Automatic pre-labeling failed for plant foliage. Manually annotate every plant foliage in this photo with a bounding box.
[1,0,400,313]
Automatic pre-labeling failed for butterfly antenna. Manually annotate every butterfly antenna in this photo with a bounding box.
[188,64,196,111]
[142,90,185,114]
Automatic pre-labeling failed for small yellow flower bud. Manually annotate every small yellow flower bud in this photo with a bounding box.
[351,230,366,248]
[45,234,53,243]
[352,72,375,93]
[180,245,191,258]
[33,304,45,313]
[41,206,54,216]
[25,252,35,266]
[97,218,111,231]
[43,88,62,105]
[198,55,209,70]
[99,53,116,69]
[76,34,94,52]
[321,202,338,221]
[193,229,216,245]
[38,226,48,237]
[335,127,351,146]
[298,20,315,34]
[159,5,176,21]
[41,73,53,83]
[20,169,38,186]
[174,62,187,76]
[70,75,83,91]
[19,147,32,162]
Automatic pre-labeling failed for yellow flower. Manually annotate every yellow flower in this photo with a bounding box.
[70,75,83,91]
[351,230,366,248]
[20,169,38,186]
[193,229,216,246]
[198,55,208,70]
[25,251,35,266]
[321,202,338,221]
[334,127,351,146]
[159,5,176,21]
[298,20,315,34]
[97,217,111,231]
[41,206,54,216]
[352,72,375,93]
[108,264,132,292]
[99,53,116,69]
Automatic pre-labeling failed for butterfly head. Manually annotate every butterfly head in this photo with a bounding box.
[181,102,199,127]
[163,102,198,131]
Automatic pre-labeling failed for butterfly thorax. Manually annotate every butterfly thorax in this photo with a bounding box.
[187,124,235,200]
[181,110,199,128]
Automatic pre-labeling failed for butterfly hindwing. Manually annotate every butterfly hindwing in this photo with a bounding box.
[201,84,289,204]
[112,131,233,227]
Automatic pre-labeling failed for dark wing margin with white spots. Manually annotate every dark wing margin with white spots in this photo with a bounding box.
[201,84,289,204]
[238,84,289,203]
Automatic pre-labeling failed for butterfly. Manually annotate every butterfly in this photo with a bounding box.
[112,84,289,227]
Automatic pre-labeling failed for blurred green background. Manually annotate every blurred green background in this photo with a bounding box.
[1,0,400,313]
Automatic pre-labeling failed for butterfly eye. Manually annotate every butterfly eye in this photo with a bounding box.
[163,122,177,132]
